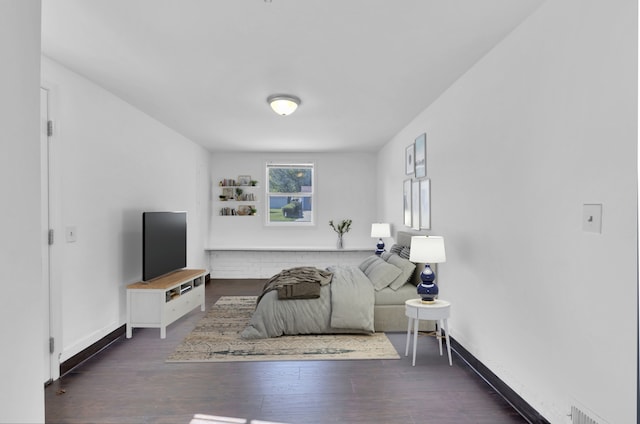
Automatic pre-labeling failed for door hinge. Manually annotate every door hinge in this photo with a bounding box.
[47,120,54,137]
[49,337,54,354]
[48,229,54,245]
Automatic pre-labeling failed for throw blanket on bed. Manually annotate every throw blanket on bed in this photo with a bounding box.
[257,267,333,303]
[240,264,375,339]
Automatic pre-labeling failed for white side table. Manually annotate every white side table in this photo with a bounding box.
[404,298,452,366]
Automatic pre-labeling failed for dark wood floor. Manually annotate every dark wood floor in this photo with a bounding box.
[45,280,527,424]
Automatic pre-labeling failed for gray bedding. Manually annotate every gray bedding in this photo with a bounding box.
[240,264,375,339]
[240,233,424,338]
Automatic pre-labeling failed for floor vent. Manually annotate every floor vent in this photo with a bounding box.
[571,406,601,424]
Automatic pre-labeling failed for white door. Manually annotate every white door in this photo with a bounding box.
[40,87,52,384]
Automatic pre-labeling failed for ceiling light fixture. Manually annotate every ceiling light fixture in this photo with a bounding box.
[267,94,301,116]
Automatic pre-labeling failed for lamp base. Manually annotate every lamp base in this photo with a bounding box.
[374,238,385,255]
[417,283,438,304]
[417,264,439,303]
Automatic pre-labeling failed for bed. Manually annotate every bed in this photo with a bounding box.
[240,231,434,339]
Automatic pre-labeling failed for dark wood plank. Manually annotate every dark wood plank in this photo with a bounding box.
[45,279,528,424]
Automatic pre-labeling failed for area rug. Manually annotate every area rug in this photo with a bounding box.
[167,296,400,362]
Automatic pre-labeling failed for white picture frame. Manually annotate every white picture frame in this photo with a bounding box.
[411,180,420,230]
[405,143,414,175]
[403,179,412,227]
[237,175,251,186]
[414,133,426,178]
[419,179,431,229]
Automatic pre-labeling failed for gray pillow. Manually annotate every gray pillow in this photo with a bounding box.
[358,255,379,272]
[363,257,402,291]
[389,244,403,255]
[385,254,416,290]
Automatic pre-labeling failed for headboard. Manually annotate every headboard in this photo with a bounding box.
[396,230,425,248]
[395,230,428,285]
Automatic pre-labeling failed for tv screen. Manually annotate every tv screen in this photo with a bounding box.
[142,211,187,281]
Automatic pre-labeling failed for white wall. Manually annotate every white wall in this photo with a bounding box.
[42,57,210,363]
[377,0,637,422]
[0,1,44,422]
[208,152,378,250]
[207,152,379,278]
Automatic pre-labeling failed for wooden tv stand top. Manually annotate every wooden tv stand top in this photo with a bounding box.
[127,268,206,290]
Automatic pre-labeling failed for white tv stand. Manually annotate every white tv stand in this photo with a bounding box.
[126,268,206,339]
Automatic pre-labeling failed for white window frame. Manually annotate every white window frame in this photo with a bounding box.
[265,162,315,226]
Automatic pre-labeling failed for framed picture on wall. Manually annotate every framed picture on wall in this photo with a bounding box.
[411,180,420,230]
[419,179,431,229]
[414,133,426,178]
[403,179,412,227]
[405,143,414,175]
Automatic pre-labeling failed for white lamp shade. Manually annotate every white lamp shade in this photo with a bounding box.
[409,236,446,263]
[371,223,391,238]
[268,95,300,116]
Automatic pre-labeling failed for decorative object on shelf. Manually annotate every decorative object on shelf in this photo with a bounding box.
[329,219,352,249]
[237,205,256,216]
[414,133,426,178]
[267,94,301,116]
[409,236,446,303]
[220,178,237,186]
[250,180,258,186]
[222,187,234,199]
[370,223,391,255]
[235,188,243,200]
[237,175,251,186]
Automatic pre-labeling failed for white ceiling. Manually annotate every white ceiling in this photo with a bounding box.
[41,0,543,153]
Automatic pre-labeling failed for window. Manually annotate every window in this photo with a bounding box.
[266,162,314,225]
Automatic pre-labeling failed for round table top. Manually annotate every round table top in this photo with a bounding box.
[405,298,451,308]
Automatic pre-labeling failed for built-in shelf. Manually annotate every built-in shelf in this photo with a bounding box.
[206,246,373,252]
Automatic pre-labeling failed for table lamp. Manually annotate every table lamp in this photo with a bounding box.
[409,236,446,303]
[371,223,391,255]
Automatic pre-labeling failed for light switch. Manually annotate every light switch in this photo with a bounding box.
[66,226,77,242]
[582,204,602,234]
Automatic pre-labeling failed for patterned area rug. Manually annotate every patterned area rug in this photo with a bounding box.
[167,296,400,362]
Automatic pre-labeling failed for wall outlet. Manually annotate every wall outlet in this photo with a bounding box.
[582,204,602,233]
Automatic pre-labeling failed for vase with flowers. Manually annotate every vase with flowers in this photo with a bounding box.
[329,219,352,249]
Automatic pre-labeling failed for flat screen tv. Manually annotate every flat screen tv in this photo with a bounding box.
[142,211,187,281]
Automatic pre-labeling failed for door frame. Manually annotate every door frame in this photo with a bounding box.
[41,84,61,382]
